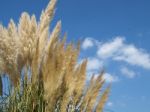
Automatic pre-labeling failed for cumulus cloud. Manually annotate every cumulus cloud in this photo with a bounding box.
[121,67,136,78]
[97,37,150,70]
[81,38,94,50]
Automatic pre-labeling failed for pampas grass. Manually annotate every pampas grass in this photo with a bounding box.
[0,0,110,111]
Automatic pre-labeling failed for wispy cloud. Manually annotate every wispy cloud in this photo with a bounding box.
[86,72,118,83]
[97,37,150,70]
[113,44,150,69]
[102,73,119,83]
[81,38,94,50]
[81,36,150,81]
[97,37,124,58]
[87,58,103,71]
[121,67,137,78]
[86,58,118,83]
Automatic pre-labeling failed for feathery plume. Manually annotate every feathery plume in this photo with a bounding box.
[0,0,110,112]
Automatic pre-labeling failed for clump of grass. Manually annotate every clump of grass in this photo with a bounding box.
[0,0,110,112]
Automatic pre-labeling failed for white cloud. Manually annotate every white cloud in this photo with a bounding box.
[87,72,118,83]
[82,38,94,50]
[97,37,124,58]
[81,36,150,82]
[87,58,103,71]
[113,45,150,69]
[97,37,150,70]
[121,67,136,78]
[86,57,119,83]
[103,73,119,83]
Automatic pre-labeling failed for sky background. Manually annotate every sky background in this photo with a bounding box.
[0,0,150,112]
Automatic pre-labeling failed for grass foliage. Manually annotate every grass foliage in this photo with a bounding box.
[0,0,110,111]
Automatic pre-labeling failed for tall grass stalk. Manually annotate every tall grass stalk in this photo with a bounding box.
[0,0,110,111]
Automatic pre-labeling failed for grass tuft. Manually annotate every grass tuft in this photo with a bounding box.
[0,0,110,111]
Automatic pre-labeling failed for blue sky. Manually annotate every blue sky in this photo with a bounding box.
[0,0,150,112]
